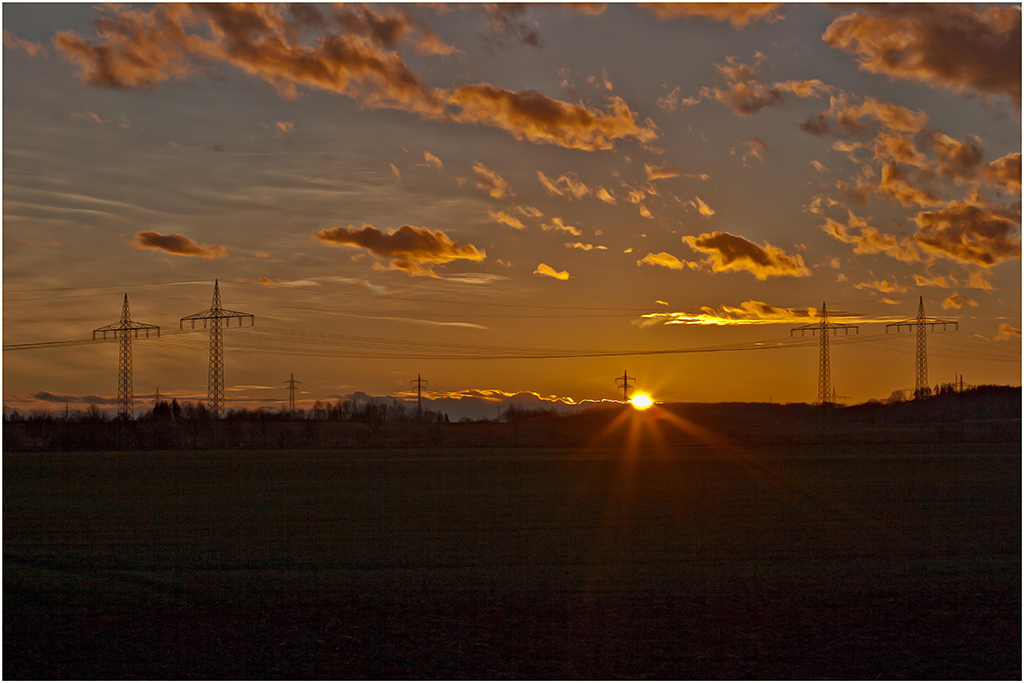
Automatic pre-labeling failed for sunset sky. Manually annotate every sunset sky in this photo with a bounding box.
[3,2,1021,416]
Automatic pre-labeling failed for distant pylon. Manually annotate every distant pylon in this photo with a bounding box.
[886,296,957,399]
[410,373,429,418]
[791,302,858,405]
[93,294,160,423]
[181,280,254,419]
[284,373,300,417]
[616,370,635,402]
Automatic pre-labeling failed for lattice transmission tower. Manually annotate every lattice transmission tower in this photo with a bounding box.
[410,374,429,418]
[886,296,957,399]
[284,373,300,417]
[791,302,858,405]
[616,370,636,402]
[94,294,159,446]
[180,280,254,419]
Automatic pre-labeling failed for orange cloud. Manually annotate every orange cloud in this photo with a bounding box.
[912,198,1022,267]
[473,161,512,199]
[70,110,110,125]
[638,203,654,219]
[389,163,401,180]
[540,217,582,236]
[855,278,909,294]
[824,4,1021,108]
[636,251,693,271]
[423,150,443,170]
[133,231,228,259]
[681,231,811,279]
[516,205,543,218]
[930,133,985,180]
[52,4,657,152]
[487,208,526,230]
[984,152,1021,195]
[448,85,658,151]
[820,212,920,262]
[4,30,46,56]
[641,3,784,28]
[942,292,979,310]
[638,300,819,327]
[644,163,680,181]
[315,223,485,276]
[330,3,460,57]
[701,56,832,117]
[802,94,929,137]
[595,187,616,204]
[692,196,715,217]
[533,263,569,280]
[536,170,590,199]
[877,160,943,207]
[733,137,767,165]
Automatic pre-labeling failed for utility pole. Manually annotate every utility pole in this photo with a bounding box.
[284,373,300,417]
[886,296,957,399]
[791,302,858,405]
[93,294,159,449]
[180,280,254,419]
[410,374,428,419]
[616,370,635,402]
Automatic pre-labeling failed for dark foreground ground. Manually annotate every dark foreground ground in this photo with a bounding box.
[4,442,1021,679]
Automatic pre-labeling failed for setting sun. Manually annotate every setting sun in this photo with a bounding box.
[630,393,654,410]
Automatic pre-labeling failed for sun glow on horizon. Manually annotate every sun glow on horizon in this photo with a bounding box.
[630,393,654,410]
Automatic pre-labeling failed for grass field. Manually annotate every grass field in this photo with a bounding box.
[4,444,1020,678]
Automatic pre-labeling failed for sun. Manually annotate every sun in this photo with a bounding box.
[630,393,654,410]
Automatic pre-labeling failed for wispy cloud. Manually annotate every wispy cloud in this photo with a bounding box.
[133,231,228,259]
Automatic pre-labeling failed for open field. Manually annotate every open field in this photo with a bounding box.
[4,444,1021,678]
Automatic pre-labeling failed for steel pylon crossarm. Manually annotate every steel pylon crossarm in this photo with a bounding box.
[180,280,254,419]
[790,302,858,405]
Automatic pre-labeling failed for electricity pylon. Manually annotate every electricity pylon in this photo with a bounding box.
[886,296,957,399]
[410,374,428,418]
[791,302,858,405]
[93,294,160,423]
[180,280,254,419]
[284,373,300,417]
[616,370,635,402]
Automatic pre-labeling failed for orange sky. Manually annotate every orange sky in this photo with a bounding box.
[3,3,1021,416]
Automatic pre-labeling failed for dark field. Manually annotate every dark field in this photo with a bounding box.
[4,444,1021,679]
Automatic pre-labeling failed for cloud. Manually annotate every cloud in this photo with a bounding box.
[330,3,461,57]
[133,231,228,259]
[680,231,811,279]
[855,278,909,294]
[942,292,979,309]
[930,133,985,180]
[638,300,819,327]
[487,208,526,229]
[700,56,832,117]
[473,161,512,199]
[33,391,117,406]
[70,110,110,125]
[810,160,829,173]
[732,137,767,165]
[3,29,46,56]
[636,251,693,271]
[564,4,608,16]
[984,152,1021,195]
[640,3,784,28]
[536,170,590,199]
[315,223,485,276]
[565,242,604,251]
[914,271,994,291]
[820,212,920,262]
[273,120,294,140]
[824,4,1021,108]
[516,205,543,218]
[692,196,715,217]
[596,187,616,204]
[657,85,700,112]
[390,163,401,181]
[481,3,542,52]
[533,263,569,280]
[644,163,680,181]
[912,198,1022,267]
[540,217,582,236]
[52,4,657,152]
[996,323,1022,339]
[448,86,658,151]
[877,160,943,207]
[802,94,930,142]
[423,150,444,170]
[638,204,654,219]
